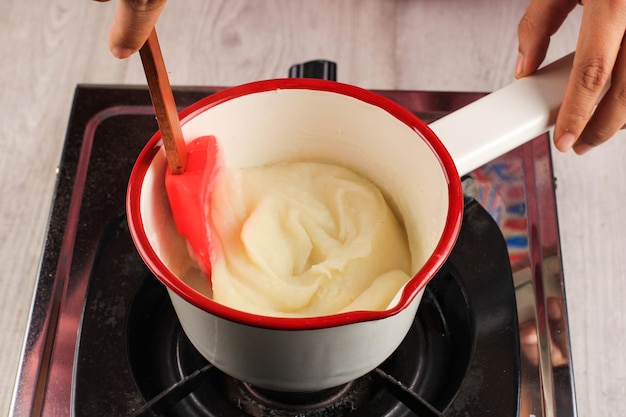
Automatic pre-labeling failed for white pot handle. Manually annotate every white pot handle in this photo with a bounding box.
[428,52,574,177]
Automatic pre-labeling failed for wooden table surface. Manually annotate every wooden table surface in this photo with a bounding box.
[1,1,624,416]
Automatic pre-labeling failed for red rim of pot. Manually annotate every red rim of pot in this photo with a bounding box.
[126,78,464,330]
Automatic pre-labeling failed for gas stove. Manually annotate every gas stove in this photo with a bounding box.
[10,80,576,416]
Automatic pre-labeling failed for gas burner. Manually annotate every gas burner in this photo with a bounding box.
[223,376,374,417]
[125,264,466,416]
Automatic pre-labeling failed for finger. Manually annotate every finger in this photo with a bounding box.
[573,41,626,154]
[553,2,626,152]
[516,0,578,78]
[108,0,167,58]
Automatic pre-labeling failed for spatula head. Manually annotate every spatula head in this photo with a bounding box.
[164,135,218,277]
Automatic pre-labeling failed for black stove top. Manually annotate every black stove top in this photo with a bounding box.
[10,85,577,417]
[74,189,517,417]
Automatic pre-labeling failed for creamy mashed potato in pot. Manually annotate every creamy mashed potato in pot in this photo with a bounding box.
[200,161,412,317]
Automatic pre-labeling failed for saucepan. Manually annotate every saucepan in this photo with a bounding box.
[127,53,574,392]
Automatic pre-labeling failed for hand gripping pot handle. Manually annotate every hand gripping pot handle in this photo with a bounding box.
[429,52,575,177]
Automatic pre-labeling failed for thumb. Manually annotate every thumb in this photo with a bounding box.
[108,0,167,58]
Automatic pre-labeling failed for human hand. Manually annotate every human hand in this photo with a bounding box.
[94,0,167,59]
[516,0,626,154]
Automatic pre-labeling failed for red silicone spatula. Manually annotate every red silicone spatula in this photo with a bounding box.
[140,29,217,276]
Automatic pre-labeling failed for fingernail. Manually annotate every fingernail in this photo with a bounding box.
[573,143,594,155]
[514,53,524,78]
[555,132,576,152]
[111,46,134,59]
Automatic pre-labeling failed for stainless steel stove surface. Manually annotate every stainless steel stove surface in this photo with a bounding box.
[10,84,576,417]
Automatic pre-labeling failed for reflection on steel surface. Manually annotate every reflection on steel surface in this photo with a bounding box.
[465,135,576,417]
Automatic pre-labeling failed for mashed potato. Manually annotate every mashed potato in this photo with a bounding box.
[206,161,412,317]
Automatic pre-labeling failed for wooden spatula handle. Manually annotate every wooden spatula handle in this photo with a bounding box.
[140,29,187,174]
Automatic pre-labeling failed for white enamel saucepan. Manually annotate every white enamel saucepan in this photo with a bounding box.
[127,53,574,392]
